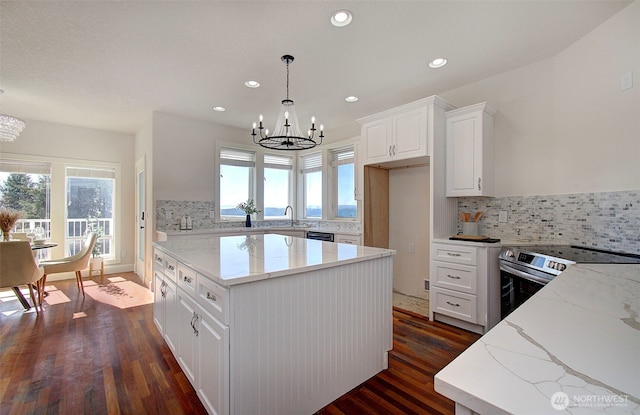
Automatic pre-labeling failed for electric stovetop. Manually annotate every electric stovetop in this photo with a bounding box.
[510,245,640,264]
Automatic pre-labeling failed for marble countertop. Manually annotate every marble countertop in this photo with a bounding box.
[154,233,393,287]
[165,226,362,237]
[435,263,640,414]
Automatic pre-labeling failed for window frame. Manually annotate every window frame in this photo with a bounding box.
[262,152,294,220]
[0,153,122,265]
[328,145,357,221]
[217,146,257,221]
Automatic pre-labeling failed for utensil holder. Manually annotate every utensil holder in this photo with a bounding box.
[462,222,479,236]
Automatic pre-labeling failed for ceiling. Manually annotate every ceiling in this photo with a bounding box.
[0,0,632,138]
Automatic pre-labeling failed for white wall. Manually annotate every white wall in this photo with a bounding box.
[152,112,247,201]
[135,114,153,287]
[440,1,640,196]
[0,118,136,273]
[389,165,430,299]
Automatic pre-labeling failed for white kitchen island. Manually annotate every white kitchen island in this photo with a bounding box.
[153,233,395,415]
[435,263,640,415]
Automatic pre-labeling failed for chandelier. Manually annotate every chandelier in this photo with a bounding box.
[0,114,25,142]
[251,55,324,151]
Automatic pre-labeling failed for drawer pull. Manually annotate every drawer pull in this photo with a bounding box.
[446,301,461,307]
[446,252,462,257]
[446,274,461,280]
[206,292,217,302]
[155,257,163,264]
[183,275,193,284]
[167,264,175,271]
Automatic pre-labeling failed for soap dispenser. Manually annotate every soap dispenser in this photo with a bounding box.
[180,215,187,230]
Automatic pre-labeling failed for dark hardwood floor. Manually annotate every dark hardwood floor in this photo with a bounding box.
[1,273,479,414]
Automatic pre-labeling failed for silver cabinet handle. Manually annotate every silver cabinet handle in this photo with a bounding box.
[155,257,163,264]
[190,311,199,336]
[183,275,192,284]
[393,144,396,156]
[446,274,461,280]
[206,292,217,302]
[167,264,175,271]
[389,145,392,157]
[478,177,481,191]
[447,252,462,257]
[446,301,461,307]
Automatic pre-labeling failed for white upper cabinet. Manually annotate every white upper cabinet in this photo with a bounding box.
[360,96,452,168]
[445,102,496,197]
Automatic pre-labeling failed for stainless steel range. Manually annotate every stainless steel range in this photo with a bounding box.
[499,245,640,319]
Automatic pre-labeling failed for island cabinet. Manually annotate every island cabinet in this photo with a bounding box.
[153,234,394,415]
[359,96,454,167]
[153,250,178,353]
[429,241,501,334]
[445,102,496,197]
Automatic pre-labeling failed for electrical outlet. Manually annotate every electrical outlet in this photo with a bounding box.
[165,211,172,220]
[621,71,633,91]
[210,210,215,219]
[424,279,430,290]
[409,243,415,253]
[121,250,127,258]
[499,210,508,223]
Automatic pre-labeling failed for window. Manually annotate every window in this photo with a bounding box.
[263,154,292,219]
[330,147,356,219]
[66,166,115,258]
[0,160,52,258]
[0,156,121,264]
[219,148,255,220]
[300,152,322,219]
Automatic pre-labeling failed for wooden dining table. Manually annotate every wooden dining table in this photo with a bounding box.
[12,242,58,310]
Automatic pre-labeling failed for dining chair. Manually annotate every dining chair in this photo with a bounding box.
[38,232,97,302]
[0,241,44,313]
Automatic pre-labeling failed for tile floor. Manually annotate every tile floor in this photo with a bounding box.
[393,291,429,316]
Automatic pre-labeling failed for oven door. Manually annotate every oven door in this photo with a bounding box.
[500,261,552,319]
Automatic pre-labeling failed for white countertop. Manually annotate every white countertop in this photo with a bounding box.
[435,263,640,414]
[165,226,362,237]
[154,233,393,287]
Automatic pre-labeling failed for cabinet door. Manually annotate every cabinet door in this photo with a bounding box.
[197,307,229,415]
[153,272,165,334]
[363,118,392,164]
[164,279,178,353]
[177,289,198,385]
[336,234,361,245]
[446,111,481,196]
[393,107,427,159]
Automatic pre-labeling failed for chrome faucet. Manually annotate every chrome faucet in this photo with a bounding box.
[284,205,294,227]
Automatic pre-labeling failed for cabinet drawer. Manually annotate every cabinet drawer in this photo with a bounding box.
[433,287,477,323]
[433,244,477,265]
[197,275,229,326]
[164,256,178,282]
[177,263,197,295]
[154,250,165,272]
[433,262,477,294]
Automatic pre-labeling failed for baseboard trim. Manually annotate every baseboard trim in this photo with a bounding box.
[44,263,136,281]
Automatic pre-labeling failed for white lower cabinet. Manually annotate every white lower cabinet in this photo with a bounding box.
[336,233,361,245]
[155,249,229,415]
[197,306,229,415]
[154,270,178,353]
[429,241,500,334]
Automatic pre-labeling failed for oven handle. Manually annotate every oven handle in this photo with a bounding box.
[500,263,550,286]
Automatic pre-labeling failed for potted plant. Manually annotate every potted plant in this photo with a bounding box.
[236,199,261,227]
[0,208,23,241]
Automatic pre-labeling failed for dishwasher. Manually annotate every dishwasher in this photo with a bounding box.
[306,231,334,242]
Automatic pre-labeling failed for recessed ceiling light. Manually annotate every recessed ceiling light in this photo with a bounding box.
[244,80,260,88]
[345,96,359,103]
[429,58,447,69]
[212,106,226,112]
[331,10,353,27]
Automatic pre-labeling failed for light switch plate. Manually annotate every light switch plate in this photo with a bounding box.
[621,71,633,91]
[499,210,508,223]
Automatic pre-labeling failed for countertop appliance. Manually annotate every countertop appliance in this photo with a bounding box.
[499,244,640,319]
[306,231,334,242]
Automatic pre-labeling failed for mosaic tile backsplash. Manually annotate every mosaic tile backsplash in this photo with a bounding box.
[155,200,361,234]
[458,190,640,254]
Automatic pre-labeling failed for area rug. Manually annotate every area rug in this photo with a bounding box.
[83,276,153,309]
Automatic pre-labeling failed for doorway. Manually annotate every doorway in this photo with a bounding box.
[135,156,146,286]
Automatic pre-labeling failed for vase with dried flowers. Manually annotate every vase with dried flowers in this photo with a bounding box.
[0,208,23,241]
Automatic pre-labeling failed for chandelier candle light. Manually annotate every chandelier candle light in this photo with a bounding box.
[252,55,324,150]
